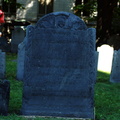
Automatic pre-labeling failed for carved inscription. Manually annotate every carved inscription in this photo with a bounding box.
[27,29,90,87]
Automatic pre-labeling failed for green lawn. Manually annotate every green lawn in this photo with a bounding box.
[0,53,120,120]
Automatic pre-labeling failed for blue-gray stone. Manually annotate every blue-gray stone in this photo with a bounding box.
[11,27,25,53]
[17,40,26,81]
[110,49,120,83]
[21,12,96,119]
[0,80,10,116]
[0,50,5,79]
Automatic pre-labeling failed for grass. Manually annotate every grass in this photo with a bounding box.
[95,71,120,120]
[0,53,120,120]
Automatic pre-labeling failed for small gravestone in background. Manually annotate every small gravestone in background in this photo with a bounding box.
[11,27,25,53]
[0,80,10,116]
[17,40,26,81]
[97,44,113,73]
[0,49,6,79]
[110,49,120,83]
[0,37,11,52]
[21,12,96,119]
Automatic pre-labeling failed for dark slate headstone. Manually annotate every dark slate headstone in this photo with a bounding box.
[17,40,26,81]
[21,12,96,119]
[0,50,5,79]
[0,80,10,116]
[0,37,10,52]
[11,27,25,53]
[110,49,120,83]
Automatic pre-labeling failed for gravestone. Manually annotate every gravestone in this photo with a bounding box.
[0,37,10,52]
[95,51,99,80]
[17,40,26,81]
[21,12,96,119]
[0,50,5,79]
[0,80,10,116]
[110,49,120,83]
[17,44,98,83]
[97,44,113,73]
[11,27,25,53]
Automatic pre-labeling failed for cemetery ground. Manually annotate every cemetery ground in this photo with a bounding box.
[0,53,120,120]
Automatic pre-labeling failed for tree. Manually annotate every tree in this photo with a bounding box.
[74,0,97,19]
[96,0,119,47]
[3,0,23,8]
[2,0,24,15]
[75,0,120,49]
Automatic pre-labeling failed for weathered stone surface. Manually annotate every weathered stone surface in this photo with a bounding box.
[0,50,5,79]
[0,80,10,116]
[110,49,120,83]
[11,27,25,53]
[0,37,10,52]
[17,40,26,81]
[21,12,96,119]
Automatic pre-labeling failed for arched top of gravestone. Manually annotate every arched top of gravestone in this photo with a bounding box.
[97,44,114,52]
[35,12,87,30]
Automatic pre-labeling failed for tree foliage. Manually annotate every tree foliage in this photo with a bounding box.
[74,0,97,19]
[3,0,24,9]
[74,0,120,49]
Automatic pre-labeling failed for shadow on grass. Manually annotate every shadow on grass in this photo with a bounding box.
[97,71,110,83]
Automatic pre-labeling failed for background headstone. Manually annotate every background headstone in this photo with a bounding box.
[110,49,120,83]
[0,37,10,52]
[11,27,25,53]
[97,44,113,73]
[21,12,96,119]
[0,80,10,116]
[17,40,26,81]
[0,50,6,79]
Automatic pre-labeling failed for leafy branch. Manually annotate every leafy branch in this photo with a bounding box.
[3,0,25,9]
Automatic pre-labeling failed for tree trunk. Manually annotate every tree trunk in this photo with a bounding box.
[75,0,82,16]
[75,0,82,6]
[96,0,118,47]
[83,0,90,16]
